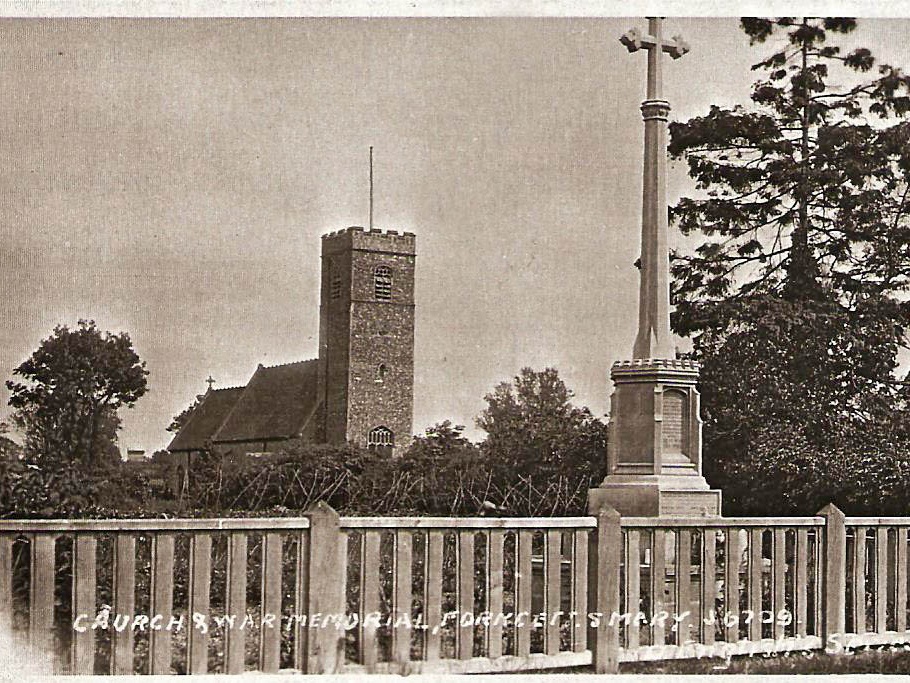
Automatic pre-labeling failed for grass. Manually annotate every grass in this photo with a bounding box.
[619,644,910,675]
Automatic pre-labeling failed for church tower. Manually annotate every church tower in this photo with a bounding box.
[318,227,416,455]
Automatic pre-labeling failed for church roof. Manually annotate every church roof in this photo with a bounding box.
[212,359,321,443]
[167,386,245,452]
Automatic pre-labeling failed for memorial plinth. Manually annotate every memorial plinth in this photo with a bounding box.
[588,358,720,516]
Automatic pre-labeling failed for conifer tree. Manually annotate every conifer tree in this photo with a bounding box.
[672,18,910,320]
[670,18,910,513]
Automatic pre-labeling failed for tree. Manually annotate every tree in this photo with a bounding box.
[0,422,22,461]
[168,396,202,433]
[670,17,910,321]
[698,296,902,445]
[695,295,910,513]
[6,320,148,470]
[405,421,474,459]
[713,412,910,516]
[669,18,910,513]
[476,367,607,479]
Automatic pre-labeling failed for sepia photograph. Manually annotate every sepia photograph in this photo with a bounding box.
[3,1,910,677]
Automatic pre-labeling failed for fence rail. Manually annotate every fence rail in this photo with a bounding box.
[1,504,910,674]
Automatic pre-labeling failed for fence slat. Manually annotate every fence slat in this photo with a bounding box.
[675,529,691,647]
[487,530,504,659]
[571,529,588,653]
[423,531,443,662]
[772,528,786,640]
[625,530,640,650]
[545,530,562,655]
[853,527,867,635]
[457,531,475,660]
[876,527,888,633]
[392,530,413,669]
[515,530,533,657]
[260,532,283,673]
[815,528,825,637]
[651,529,666,646]
[112,535,135,675]
[302,503,346,674]
[818,505,846,648]
[360,531,381,671]
[29,534,55,659]
[294,531,309,672]
[72,535,97,674]
[0,535,10,638]
[700,530,716,646]
[897,528,908,633]
[188,533,211,674]
[149,533,174,675]
[795,528,808,638]
[724,528,741,643]
[590,507,621,674]
[225,532,248,675]
[748,528,763,641]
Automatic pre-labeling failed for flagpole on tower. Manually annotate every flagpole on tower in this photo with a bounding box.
[369,146,374,230]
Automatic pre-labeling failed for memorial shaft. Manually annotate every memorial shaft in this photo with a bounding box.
[633,17,673,360]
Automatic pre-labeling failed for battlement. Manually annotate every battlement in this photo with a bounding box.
[321,226,416,256]
[322,226,416,239]
[612,358,700,370]
[611,357,700,382]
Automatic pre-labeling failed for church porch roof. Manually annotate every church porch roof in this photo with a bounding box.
[212,359,321,443]
[167,386,245,452]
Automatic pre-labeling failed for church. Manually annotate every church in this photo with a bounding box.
[167,226,416,462]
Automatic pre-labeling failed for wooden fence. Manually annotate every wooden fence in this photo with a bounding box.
[0,503,909,674]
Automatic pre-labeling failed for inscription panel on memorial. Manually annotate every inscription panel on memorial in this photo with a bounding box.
[660,490,721,516]
[618,383,655,463]
[662,389,687,454]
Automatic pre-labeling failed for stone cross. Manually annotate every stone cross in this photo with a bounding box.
[205,375,216,391]
[620,18,689,360]
[588,19,721,518]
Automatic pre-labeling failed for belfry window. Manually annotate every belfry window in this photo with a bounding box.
[368,426,394,456]
[374,266,392,300]
[330,266,342,299]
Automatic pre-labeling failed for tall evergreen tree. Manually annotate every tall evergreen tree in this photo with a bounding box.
[669,18,910,513]
[672,18,910,319]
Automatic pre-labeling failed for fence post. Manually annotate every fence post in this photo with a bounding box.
[303,502,347,674]
[817,503,846,651]
[588,504,621,674]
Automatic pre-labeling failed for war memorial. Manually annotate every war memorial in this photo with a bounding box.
[2,14,910,677]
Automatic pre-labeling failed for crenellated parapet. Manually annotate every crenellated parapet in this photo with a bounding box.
[321,226,416,256]
[611,357,700,383]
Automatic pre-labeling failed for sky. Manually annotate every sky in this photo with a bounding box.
[2,14,910,453]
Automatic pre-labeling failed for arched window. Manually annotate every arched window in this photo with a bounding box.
[377,363,388,381]
[374,265,392,300]
[368,426,395,456]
